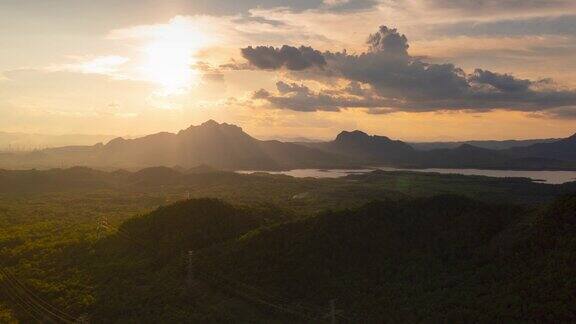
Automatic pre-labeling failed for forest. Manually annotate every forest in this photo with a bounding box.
[0,167,575,322]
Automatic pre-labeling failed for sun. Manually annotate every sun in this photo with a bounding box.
[140,18,209,96]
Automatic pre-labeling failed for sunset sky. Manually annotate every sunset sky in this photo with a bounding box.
[1,0,576,141]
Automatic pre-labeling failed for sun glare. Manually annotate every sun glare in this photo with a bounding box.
[140,18,209,96]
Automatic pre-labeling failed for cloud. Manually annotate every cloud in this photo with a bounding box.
[367,26,409,57]
[430,14,576,37]
[422,0,573,13]
[253,81,395,111]
[193,62,226,83]
[320,0,379,12]
[530,106,576,119]
[238,26,409,71]
[469,69,531,92]
[241,45,327,70]
[244,25,576,116]
[47,56,129,77]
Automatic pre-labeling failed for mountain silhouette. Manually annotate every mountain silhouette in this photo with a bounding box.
[0,120,343,170]
[420,144,510,168]
[506,132,576,162]
[302,130,416,164]
[0,121,574,171]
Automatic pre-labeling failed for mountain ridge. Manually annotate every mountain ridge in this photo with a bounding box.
[0,120,574,171]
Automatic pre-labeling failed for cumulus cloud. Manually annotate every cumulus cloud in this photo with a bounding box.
[244,25,576,115]
[367,26,409,57]
[241,45,327,70]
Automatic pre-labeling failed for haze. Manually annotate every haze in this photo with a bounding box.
[1,0,576,142]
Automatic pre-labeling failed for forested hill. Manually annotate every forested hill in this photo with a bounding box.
[41,195,576,322]
[192,195,576,322]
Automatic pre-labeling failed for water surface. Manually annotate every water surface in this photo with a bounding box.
[239,168,576,184]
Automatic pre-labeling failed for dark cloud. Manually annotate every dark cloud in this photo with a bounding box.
[245,25,576,116]
[469,69,531,92]
[276,81,310,94]
[253,81,393,111]
[324,51,470,101]
[241,45,327,70]
[367,26,409,57]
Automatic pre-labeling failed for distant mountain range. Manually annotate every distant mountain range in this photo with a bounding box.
[0,120,575,171]
[301,129,576,170]
[410,138,560,151]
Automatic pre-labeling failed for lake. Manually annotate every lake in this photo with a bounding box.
[239,167,576,184]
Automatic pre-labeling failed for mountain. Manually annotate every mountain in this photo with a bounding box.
[415,140,576,170]
[305,131,576,170]
[0,121,345,170]
[417,144,511,168]
[302,130,417,165]
[0,121,574,171]
[506,133,576,162]
[410,138,560,151]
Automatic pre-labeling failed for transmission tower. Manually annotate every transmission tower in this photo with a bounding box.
[96,217,109,239]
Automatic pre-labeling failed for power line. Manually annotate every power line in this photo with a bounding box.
[104,223,317,319]
[1,268,77,323]
[1,274,50,323]
[1,269,58,323]
[101,222,353,322]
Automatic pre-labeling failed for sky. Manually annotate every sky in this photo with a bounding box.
[1,0,576,141]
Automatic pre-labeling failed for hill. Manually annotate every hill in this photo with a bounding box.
[81,195,576,322]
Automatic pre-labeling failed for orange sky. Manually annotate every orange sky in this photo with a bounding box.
[0,0,575,141]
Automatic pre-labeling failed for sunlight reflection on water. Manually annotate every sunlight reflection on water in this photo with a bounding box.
[238,168,576,184]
